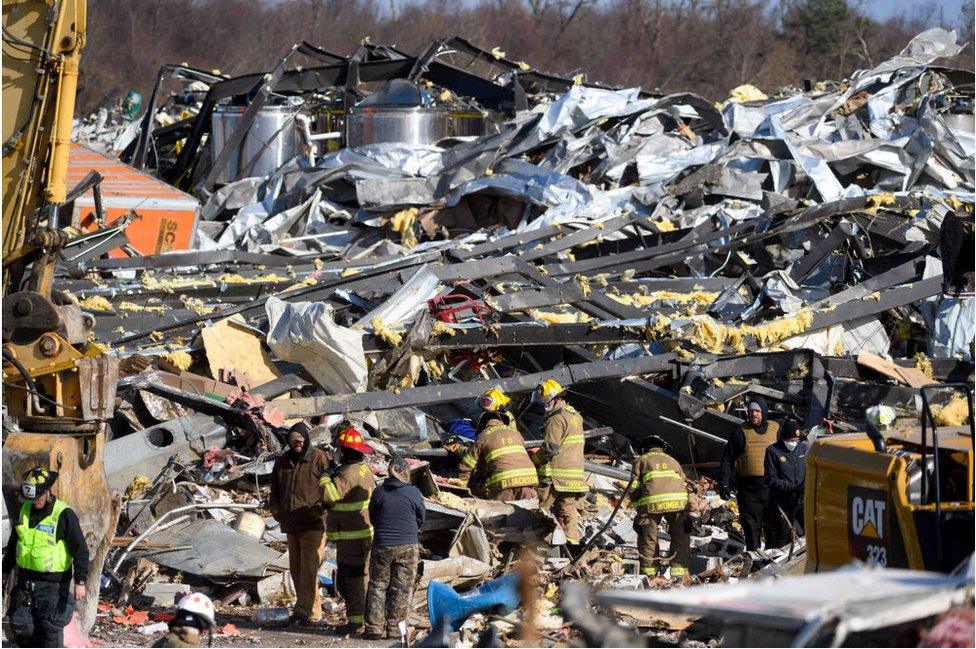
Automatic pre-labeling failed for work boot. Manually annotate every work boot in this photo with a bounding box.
[363,629,387,640]
[289,612,312,626]
[334,622,364,636]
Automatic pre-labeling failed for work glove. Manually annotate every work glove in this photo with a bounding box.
[719,485,731,501]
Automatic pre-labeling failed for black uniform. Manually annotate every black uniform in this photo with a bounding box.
[718,396,783,551]
[2,498,90,648]
[764,439,808,547]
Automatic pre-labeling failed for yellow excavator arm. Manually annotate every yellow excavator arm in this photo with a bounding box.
[2,0,86,281]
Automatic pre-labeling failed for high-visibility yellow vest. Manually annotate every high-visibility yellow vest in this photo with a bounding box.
[16,499,71,573]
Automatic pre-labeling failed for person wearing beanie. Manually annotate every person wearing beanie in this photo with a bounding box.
[718,395,780,550]
[268,422,330,624]
[764,419,808,547]
[363,456,425,640]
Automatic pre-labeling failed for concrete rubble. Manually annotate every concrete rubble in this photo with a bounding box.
[18,26,974,648]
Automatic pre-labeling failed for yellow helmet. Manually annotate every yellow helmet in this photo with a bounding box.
[535,378,564,403]
[480,387,511,412]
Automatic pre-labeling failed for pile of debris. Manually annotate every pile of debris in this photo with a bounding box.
[47,27,975,647]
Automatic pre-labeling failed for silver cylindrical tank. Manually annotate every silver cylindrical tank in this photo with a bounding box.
[345,106,452,148]
[210,105,302,183]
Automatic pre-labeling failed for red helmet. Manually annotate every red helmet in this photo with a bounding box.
[336,426,371,454]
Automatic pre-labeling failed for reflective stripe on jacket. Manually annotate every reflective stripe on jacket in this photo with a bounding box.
[537,405,588,493]
[320,461,375,546]
[629,450,688,514]
[459,424,538,498]
[16,499,71,573]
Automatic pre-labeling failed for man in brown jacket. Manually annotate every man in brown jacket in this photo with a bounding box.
[459,412,538,501]
[269,423,330,624]
[533,379,588,548]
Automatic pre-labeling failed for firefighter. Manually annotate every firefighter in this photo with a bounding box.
[532,379,588,547]
[2,468,90,648]
[718,396,780,550]
[479,387,517,428]
[627,436,691,579]
[459,411,539,501]
[152,592,216,647]
[319,426,376,635]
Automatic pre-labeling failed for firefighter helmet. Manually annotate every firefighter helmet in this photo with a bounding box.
[336,426,372,454]
[21,467,57,501]
[480,387,511,412]
[534,378,565,403]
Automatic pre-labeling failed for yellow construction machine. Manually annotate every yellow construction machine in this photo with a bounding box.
[3,0,118,632]
[805,386,974,573]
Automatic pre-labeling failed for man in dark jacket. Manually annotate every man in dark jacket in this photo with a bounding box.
[268,422,330,624]
[364,456,425,640]
[3,468,90,647]
[764,422,807,548]
[718,396,780,550]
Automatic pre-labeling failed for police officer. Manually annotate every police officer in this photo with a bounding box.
[763,421,807,548]
[533,379,588,548]
[627,436,691,579]
[2,468,90,647]
[718,396,780,550]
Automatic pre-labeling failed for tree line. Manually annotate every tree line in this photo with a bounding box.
[78,0,973,114]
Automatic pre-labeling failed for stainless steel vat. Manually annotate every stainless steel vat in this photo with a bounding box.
[345,106,452,147]
[210,104,302,183]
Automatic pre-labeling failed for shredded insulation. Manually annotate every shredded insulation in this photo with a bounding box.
[79,295,114,312]
[689,310,815,353]
[529,309,590,325]
[118,301,168,314]
[432,320,457,337]
[654,217,676,232]
[219,272,290,285]
[142,272,216,292]
[162,351,193,371]
[610,290,719,308]
[914,353,935,380]
[371,317,404,347]
[389,207,419,249]
[183,297,214,316]
[934,394,971,427]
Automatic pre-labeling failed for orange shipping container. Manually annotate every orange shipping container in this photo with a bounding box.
[67,143,200,257]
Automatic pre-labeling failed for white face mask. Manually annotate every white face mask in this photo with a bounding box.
[784,440,799,451]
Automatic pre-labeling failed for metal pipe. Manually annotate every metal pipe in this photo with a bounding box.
[111,502,259,575]
[658,415,727,444]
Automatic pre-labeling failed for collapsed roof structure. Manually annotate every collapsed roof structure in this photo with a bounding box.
[53,26,976,647]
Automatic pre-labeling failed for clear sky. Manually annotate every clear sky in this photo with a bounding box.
[837,0,968,22]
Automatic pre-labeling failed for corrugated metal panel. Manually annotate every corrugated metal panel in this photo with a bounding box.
[68,143,200,256]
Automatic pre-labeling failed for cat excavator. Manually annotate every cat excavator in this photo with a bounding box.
[3,0,118,633]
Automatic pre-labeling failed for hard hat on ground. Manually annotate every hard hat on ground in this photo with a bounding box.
[21,468,57,501]
[175,592,216,629]
[337,426,372,454]
[480,387,511,412]
[534,378,564,403]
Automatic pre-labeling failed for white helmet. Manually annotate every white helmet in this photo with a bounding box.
[176,592,216,629]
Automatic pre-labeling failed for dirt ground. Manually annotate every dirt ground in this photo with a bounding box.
[88,607,400,648]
